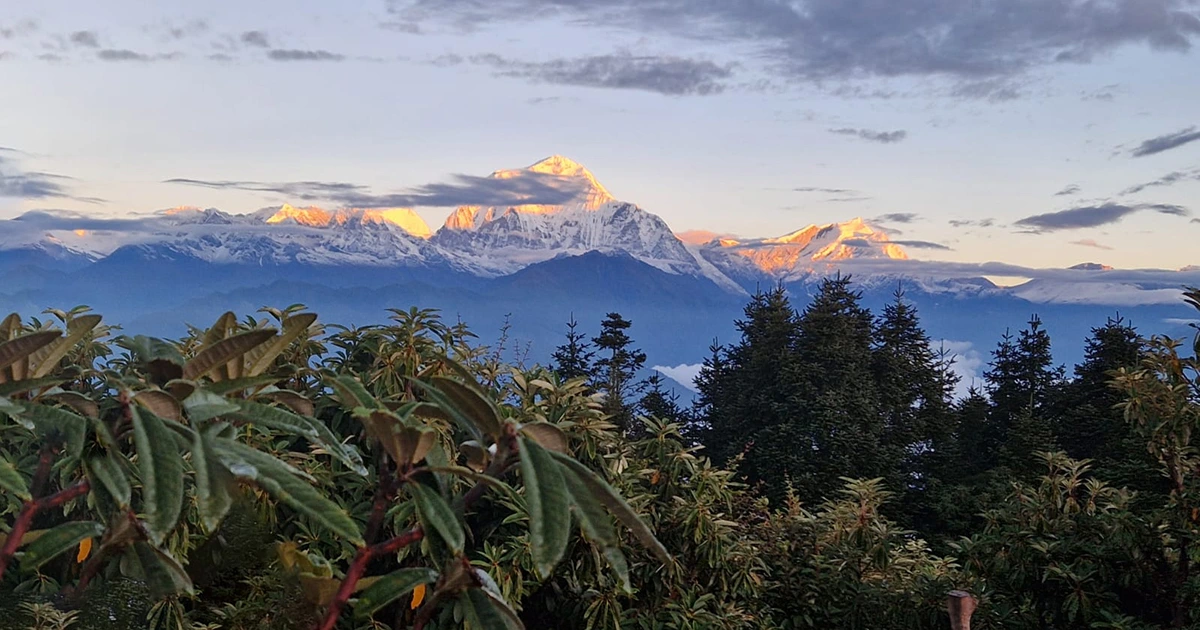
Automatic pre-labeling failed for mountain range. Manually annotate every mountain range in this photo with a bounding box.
[1,156,1195,391]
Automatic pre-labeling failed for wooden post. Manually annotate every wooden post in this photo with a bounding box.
[947,590,977,630]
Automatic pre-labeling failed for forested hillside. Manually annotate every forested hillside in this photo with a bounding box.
[3,280,1200,629]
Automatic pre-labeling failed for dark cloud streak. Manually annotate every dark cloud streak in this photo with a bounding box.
[829,128,907,143]
[1131,126,1200,157]
[470,52,733,96]
[1015,202,1189,231]
[267,49,345,62]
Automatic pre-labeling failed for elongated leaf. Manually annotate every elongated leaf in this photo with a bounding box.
[193,426,234,532]
[232,401,318,439]
[182,389,240,423]
[518,437,570,578]
[520,422,569,454]
[0,313,21,340]
[411,383,481,444]
[353,567,439,619]
[42,391,99,420]
[200,311,237,348]
[0,331,62,382]
[0,456,30,501]
[550,452,671,565]
[603,547,632,594]
[429,377,502,439]
[294,414,367,476]
[134,390,182,422]
[259,390,314,416]
[559,462,617,547]
[462,587,523,630]
[30,314,102,378]
[183,329,276,381]
[327,374,379,409]
[17,402,87,458]
[412,483,464,553]
[132,541,194,598]
[20,521,104,571]
[205,374,286,396]
[211,438,363,545]
[132,407,185,545]
[86,453,131,509]
[247,313,317,376]
[0,377,67,398]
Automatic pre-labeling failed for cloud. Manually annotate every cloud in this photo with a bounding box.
[469,52,733,96]
[391,0,1200,97]
[795,186,858,195]
[876,213,919,223]
[892,239,952,250]
[69,31,99,48]
[1015,202,1189,231]
[949,218,996,228]
[267,49,345,62]
[652,363,702,392]
[240,31,270,48]
[1130,126,1200,157]
[1070,238,1114,250]
[0,153,102,203]
[829,128,907,143]
[1054,184,1081,196]
[0,20,38,39]
[1121,168,1200,195]
[165,171,590,208]
[97,49,181,62]
[932,340,983,398]
[163,20,208,40]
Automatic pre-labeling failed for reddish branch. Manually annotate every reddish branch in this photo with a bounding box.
[315,526,426,630]
[0,479,91,580]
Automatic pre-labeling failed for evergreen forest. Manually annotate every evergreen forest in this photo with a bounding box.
[4,278,1200,630]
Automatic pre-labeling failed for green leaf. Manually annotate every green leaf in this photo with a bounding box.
[550,452,672,566]
[193,426,234,533]
[232,401,319,439]
[211,438,363,545]
[205,374,286,396]
[327,374,379,409]
[603,547,632,594]
[518,437,571,578]
[247,313,317,376]
[559,461,617,547]
[30,314,102,378]
[293,413,367,476]
[410,382,483,444]
[0,330,62,373]
[412,482,464,553]
[0,456,30,501]
[519,422,569,454]
[183,329,277,381]
[86,453,131,509]
[462,587,523,630]
[353,567,439,619]
[0,377,67,398]
[182,389,241,423]
[20,521,103,571]
[132,541,194,598]
[16,402,87,458]
[131,407,185,545]
[429,376,503,439]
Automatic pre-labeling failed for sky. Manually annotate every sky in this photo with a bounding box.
[2,0,1199,270]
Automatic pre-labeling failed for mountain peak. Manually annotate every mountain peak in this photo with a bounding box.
[1070,262,1114,271]
[527,155,589,177]
[443,156,616,231]
[706,218,907,276]
[264,204,430,237]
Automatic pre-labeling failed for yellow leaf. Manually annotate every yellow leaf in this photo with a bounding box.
[76,537,93,563]
[411,583,426,609]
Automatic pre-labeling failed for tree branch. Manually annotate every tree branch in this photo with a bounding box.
[0,478,91,580]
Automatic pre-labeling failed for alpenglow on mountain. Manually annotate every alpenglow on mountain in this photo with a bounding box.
[1,156,929,295]
[1,155,1196,384]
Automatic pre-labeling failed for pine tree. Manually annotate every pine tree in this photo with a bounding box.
[591,312,647,432]
[982,316,1063,470]
[699,287,801,466]
[639,372,688,433]
[551,314,594,382]
[1056,316,1158,492]
[748,276,882,504]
